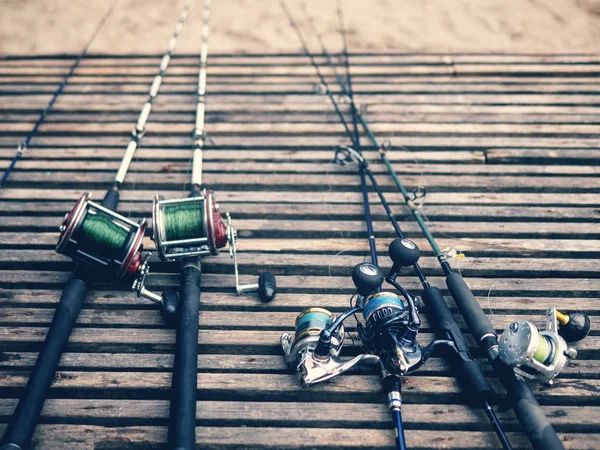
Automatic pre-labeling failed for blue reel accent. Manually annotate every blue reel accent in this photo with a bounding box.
[295,309,332,335]
[363,293,406,321]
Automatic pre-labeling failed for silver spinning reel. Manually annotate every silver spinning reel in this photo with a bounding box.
[281,307,379,386]
[498,307,578,385]
[282,239,450,387]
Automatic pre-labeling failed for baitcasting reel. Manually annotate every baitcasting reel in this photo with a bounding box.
[57,192,145,278]
[498,307,583,385]
[282,239,449,386]
[56,192,181,323]
[152,189,276,302]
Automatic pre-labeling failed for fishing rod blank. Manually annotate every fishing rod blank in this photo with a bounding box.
[0,4,193,449]
[0,0,119,189]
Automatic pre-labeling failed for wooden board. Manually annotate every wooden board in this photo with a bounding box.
[0,53,599,449]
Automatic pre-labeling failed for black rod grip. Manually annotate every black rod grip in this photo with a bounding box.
[493,360,564,450]
[1,275,87,450]
[168,261,201,450]
[446,272,496,345]
[422,286,494,401]
[101,188,119,211]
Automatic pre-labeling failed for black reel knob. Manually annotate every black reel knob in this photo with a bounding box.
[388,238,420,268]
[352,263,384,297]
[559,311,590,343]
[160,288,180,327]
[258,272,277,302]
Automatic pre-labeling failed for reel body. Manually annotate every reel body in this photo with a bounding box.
[281,308,379,386]
[499,307,577,384]
[56,192,145,278]
[153,189,276,302]
[153,190,227,261]
[362,292,423,374]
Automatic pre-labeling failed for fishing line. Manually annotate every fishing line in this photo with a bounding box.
[0,0,120,188]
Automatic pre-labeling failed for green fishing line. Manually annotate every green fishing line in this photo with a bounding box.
[164,202,204,241]
[80,212,128,258]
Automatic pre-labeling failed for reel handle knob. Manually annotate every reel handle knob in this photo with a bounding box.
[160,288,180,326]
[352,263,384,297]
[258,272,277,302]
[388,238,420,269]
[558,310,590,342]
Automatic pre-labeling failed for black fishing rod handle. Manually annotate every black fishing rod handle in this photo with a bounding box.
[422,286,494,401]
[1,272,88,450]
[101,188,119,211]
[168,259,201,450]
[446,273,497,353]
[493,360,564,450]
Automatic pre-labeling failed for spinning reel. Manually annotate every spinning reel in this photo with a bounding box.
[56,192,180,322]
[152,189,276,302]
[282,238,454,386]
[498,307,589,385]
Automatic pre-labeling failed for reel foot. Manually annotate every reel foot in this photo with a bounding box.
[258,272,277,302]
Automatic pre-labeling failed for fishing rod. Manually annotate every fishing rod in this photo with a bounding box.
[280,3,509,448]
[297,5,591,449]
[149,1,275,448]
[0,0,119,188]
[0,3,194,449]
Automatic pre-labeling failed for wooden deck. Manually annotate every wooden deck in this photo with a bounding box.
[0,53,599,449]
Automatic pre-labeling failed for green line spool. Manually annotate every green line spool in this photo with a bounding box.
[163,201,204,241]
[79,212,129,258]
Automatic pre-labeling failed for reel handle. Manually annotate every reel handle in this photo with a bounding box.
[557,310,590,342]
[352,262,384,297]
[137,286,180,327]
[133,258,180,326]
[236,272,277,302]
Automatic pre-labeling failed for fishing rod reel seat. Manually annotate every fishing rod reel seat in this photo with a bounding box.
[56,192,146,278]
[281,308,379,386]
[498,307,578,385]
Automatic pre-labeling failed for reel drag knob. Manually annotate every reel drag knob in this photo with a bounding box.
[352,263,384,297]
[389,238,420,269]
[258,272,277,302]
[557,310,590,343]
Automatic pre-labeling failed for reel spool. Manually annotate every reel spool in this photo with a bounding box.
[56,192,145,278]
[282,308,343,366]
[153,190,227,261]
[362,291,423,374]
[281,308,378,386]
[499,307,578,385]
